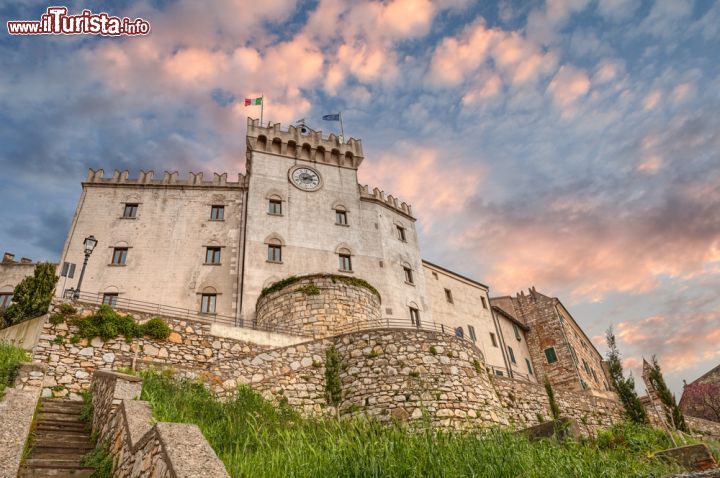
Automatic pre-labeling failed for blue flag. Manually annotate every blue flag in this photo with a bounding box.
[322,113,340,121]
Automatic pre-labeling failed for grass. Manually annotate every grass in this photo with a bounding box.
[140,370,688,478]
[0,341,30,398]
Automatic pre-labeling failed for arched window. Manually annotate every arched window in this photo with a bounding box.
[200,286,217,314]
[455,327,464,338]
[338,247,352,272]
[267,238,282,263]
[409,303,420,327]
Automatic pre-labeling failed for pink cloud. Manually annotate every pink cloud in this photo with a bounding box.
[546,65,591,112]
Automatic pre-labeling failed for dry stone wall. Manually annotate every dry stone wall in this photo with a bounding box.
[493,376,625,435]
[256,275,381,338]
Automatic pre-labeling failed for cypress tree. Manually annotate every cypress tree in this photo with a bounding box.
[605,327,648,424]
[647,356,689,433]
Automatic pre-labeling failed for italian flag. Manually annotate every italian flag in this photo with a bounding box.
[244,97,262,106]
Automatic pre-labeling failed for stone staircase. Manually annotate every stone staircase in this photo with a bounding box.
[19,399,95,477]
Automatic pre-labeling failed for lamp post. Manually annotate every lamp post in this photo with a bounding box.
[73,235,98,299]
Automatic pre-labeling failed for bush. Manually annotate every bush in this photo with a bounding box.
[0,342,29,397]
[3,263,58,326]
[140,318,172,340]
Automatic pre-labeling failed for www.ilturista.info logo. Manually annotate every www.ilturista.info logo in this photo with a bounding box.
[7,7,151,36]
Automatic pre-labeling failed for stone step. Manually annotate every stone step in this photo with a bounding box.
[25,458,88,468]
[39,406,83,414]
[38,413,85,423]
[18,468,95,478]
[35,425,88,434]
[32,442,94,453]
[34,430,91,440]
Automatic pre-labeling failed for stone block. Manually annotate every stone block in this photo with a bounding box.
[655,444,718,472]
[520,417,581,441]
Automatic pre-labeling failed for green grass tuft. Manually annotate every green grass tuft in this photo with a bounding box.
[0,342,30,397]
[140,370,686,478]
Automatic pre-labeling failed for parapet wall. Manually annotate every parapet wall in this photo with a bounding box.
[255,275,382,338]
[84,168,246,188]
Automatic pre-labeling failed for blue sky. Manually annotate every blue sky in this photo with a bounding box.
[1,0,719,396]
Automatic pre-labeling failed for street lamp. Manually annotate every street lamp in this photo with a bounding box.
[73,235,98,299]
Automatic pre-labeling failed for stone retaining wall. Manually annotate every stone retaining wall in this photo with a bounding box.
[687,416,720,439]
[0,362,46,478]
[33,302,270,399]
[92,370,229,477]
[493,376,625,435]
[256,275,381,338]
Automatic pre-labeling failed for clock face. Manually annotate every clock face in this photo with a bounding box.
[289,166,322,191]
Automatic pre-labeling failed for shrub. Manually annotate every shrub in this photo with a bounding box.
[0,342,29,397]
[58,303,77,315]
[49,313,66,325]
[3,263,58,326]
[324,345,343,407]
[544,378,561,420]
[140,318,172,340]
[298,283,320,296]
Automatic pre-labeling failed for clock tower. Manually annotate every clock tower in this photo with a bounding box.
[240,118,430,326]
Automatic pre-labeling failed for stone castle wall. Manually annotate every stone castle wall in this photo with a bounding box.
[255,275,382,338]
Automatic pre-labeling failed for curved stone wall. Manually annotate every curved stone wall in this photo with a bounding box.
[255,274,381,338]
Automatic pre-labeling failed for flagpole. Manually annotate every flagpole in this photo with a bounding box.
[260,93,264,126]
[339,111,345,143]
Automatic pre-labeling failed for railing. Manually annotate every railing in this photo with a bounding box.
[331,317,481,347]
[62,290,313,338]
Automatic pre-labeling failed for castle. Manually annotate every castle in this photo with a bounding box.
[40,117,611,398]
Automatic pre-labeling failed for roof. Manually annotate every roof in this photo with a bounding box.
[421,260,489,289]
[492,305,530,331]
[686,363,720,387]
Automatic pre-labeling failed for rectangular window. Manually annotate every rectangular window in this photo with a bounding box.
[544,347,558,364]
[268,199,282,215]
[570,347,578,363]
[339,254,352,271]
[507,345,516,364]
[468,325,477,342]
[495,370,504,377]
[404,267,414,284]
[210,205,224,220]
[432,271,438,279]
[0,293,13,308]
[122,204,138,218]
[582,359,591,374]
[396,225,406,241]
[591,368,598,383]
[111,248,128,265]
[481,296,487,309]
[409,307,420,327]
[526,358,534,376]
[490,332,498,347]
[267,245,282,262]
[513,323,521,341]
[444,288,453,303]
[205,247,221,264]
[335,210,348,225]
[102,293,118,307]
[200,294,216,314]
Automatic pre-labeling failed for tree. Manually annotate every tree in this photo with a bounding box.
[3,263,58,326]
[682,382,720,422]
[647,356,689,432]
[605,327,648,424]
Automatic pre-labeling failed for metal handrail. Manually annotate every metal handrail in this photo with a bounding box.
[331,317,480,346]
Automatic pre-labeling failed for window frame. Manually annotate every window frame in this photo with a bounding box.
[0,293,13,308]
[210,205,225,221]
[455,327,464,338]
[525,358,534,376]
[200,293,217,314]
[111,247,128,265]
[335,209,348,225]
[544,347,558,364]
[481,296,488,309]
[268,198,282,215]
[507,345,516,364]
[468,325,477,342]
[444,288,453,303]
[122,203,138,219]
[409,307,420,327]
[267,244,282,263]
[205,246,222,264]
[513,323,521,341]
[396,225,407,242]
[338,253,352,272]
[490,332,498,347]
[102,293,119,307]
[403,266,414,284]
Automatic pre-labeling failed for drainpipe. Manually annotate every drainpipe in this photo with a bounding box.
[236,184,250,327]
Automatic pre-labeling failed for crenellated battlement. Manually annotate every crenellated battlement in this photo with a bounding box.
[83,169,247,188]
[358,184,414,219]
[246,117,364,170]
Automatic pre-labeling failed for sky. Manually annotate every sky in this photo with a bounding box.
[1,0,719,397]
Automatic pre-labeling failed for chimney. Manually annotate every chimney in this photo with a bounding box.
[20,257,32,264]
[2,252,14,263]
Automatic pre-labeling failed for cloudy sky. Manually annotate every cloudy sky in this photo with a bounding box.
[2,0,719,396]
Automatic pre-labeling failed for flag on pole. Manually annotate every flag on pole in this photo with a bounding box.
[322,113,340,121]
[244,97,263,106]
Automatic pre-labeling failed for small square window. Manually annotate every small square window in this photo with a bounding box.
[102,293,118,307]
[339,254,352,272]
[200,294,216,314]
[468,325,477,342]
[481,297,488,309]
[544,347,558,364]
[396,225,406,242]
[268,199,282,215]
[122,204,138,218]
[409,307,420,327]
[0,293,13,308]
[526,358,534,376]
[404,267,414,284]
[495,370,504,377]
[267,245,282,262]
[444,288,453,303]
[335,210,348,225]
[490,332,498,347]
[507,345,516,364]
[111,248,128,265]
[210,205,224,220]
[205,247,221,264]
